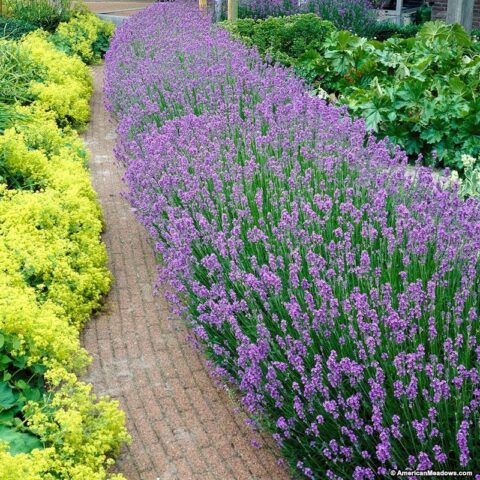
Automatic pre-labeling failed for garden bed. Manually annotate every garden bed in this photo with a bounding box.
[106,1,480,478]
[0,7,128,479]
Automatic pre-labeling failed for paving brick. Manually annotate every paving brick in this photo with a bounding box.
[202,446,234,479]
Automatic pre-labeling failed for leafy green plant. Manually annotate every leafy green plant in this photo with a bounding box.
[4,0,72,32]
[222,14,334,66]
[0,332,45,455]
[367,21,420,41]
[91,23,113,59]
[296,22,480,168]
[0,16,37,40]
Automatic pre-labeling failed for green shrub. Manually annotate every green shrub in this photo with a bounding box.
[91,21,114,59]
[222,18,256,42]
[367,21,421,41]
[223,14,334,66]
[4,0,73,32]
[0,16,37,40]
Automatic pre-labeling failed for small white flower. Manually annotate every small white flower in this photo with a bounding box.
[316,87,329,100]
[461,154,476,169]
[450,170,460,181]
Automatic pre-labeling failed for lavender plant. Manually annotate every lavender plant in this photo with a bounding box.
[306,0,376,36]
[238,0,300,18]
[105,2,480,478]
[237,0,375,35]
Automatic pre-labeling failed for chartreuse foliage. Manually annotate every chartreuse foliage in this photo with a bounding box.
[21,31,92,129]
[224,18,480,170]
[51,12,115,65]
[0,12,128,480]
[0,109,128,480]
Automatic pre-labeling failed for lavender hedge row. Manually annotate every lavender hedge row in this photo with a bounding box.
[105,2,480,478]
[237,0,375,36]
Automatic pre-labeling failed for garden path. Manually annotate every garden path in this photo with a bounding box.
[81,66,291,480]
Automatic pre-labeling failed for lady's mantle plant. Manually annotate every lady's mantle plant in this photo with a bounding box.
[0,14,127,479]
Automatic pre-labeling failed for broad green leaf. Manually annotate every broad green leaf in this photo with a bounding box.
[22,386,42,403]
[0,426,42,455]
[0,355,11,369]
[298,49,320,62]
[364,108,383,131]
[395,64,410,79]
[449,77,467,94]
[12,356,26,369]
[420,128,444,144]
[31,364,47,375]
[0,410,16,426]
[14,380,29,391]
[0,383,16,410]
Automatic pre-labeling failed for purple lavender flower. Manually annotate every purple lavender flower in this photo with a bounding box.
[105,1,480,477]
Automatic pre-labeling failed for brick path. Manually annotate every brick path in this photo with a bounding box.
[81,66,291,480]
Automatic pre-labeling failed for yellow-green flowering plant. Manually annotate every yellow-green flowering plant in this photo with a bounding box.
[51,12,115,64]
[0,12,128,479]
[21,31,92,129]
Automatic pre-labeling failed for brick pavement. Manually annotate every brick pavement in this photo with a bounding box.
[81,66,291,480]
